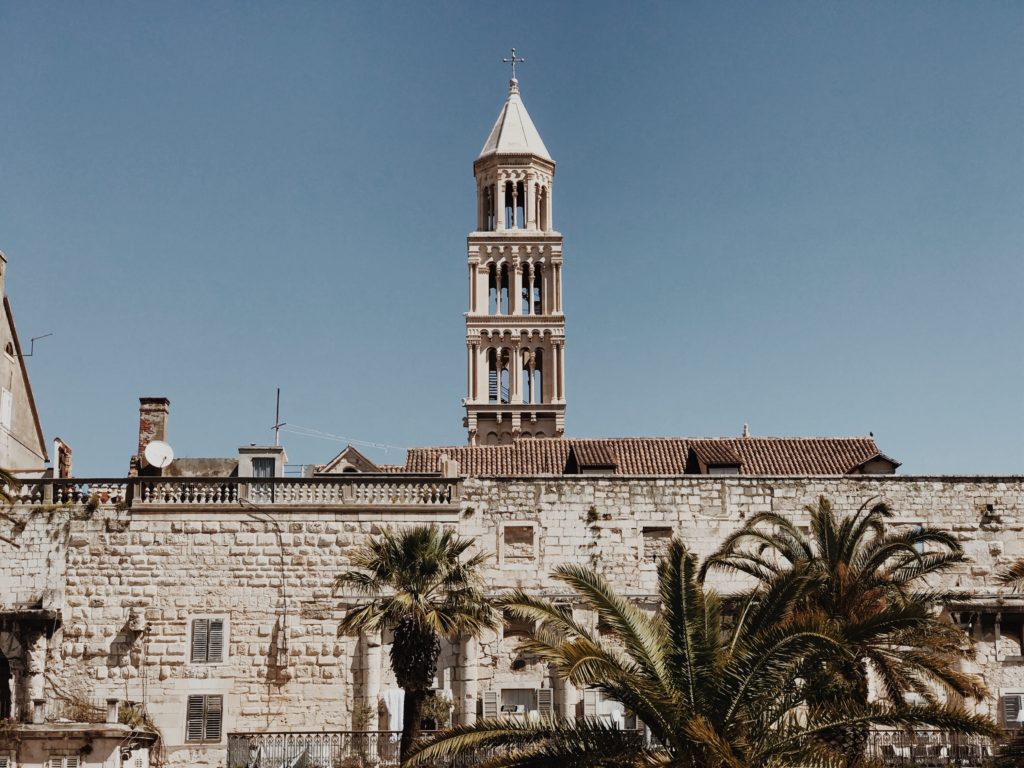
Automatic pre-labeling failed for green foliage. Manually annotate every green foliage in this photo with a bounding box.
[335,524,497,757]
[406,534,999,768]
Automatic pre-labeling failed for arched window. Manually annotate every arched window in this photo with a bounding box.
[499,264,510,315]
[533,265,543,315]
[521,265,532,314]
[521,348,532,403]
[499,349,510,404]
[488,348,498,403]
[504,181,515,229]
[488,264,498,315]
[485,431,499,446]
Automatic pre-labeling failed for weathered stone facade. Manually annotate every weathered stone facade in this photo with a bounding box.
[2,474,1023,766]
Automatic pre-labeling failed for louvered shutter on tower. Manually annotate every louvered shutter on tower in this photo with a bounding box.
[191,619,209,663]
[537,688,553,718]
[207,619,224,663]
[482,690,499,719]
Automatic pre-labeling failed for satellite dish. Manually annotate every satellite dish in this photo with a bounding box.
[143,440,175,469]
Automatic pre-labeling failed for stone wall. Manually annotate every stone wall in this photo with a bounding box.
[2,475,1022,766]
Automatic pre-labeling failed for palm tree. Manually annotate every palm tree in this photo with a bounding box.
[702,496,986,766]
[996,558,1024,591]
[405,539,996,768]
[335,523,497,758]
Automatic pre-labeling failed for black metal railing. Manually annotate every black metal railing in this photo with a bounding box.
[865,729,1024,767]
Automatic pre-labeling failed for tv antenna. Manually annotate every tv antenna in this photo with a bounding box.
[19,333,53,357]
[273,388,285,447]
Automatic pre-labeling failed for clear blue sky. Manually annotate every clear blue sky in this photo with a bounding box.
[2,1,1021,476]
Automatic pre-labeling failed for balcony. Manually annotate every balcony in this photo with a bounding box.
[5,476,461,510]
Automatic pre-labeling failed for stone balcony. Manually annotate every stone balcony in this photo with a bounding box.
[6,476,461,510]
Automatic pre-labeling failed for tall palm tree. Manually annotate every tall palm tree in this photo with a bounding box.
[702,496,986,766]
[405,539,996,768]
[335,523,497,758]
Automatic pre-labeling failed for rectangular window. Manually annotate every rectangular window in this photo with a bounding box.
[185,694,223,743]
[252,457,275,478]
[48,759,80,768]
[642,527,673,564]
[0,755,10,768]
[502,525,536,562]
[0,388,11,432]
[191,618,226,663]
[1003,694,1024,730]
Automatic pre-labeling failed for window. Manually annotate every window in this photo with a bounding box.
[1002,693,1024,730]
[502,524,536,562]
[909,523,924,554]
[642,527,673,564]
[48,759,80,768]
[0,388,11,432]
[0,754,12,768]
[252,457,275,478]
[185,694,223,743]
[191,617,226,663]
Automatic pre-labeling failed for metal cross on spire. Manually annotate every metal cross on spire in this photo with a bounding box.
[503,48,525,80]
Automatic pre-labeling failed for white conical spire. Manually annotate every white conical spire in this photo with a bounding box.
[478,79,552,162]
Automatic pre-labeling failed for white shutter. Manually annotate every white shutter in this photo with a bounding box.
[1004,694,1023,729]
[0,756,10,768]
[185,695,206,741]
[208,619,225,663]
[536,688,553,718]
[482,690,499,719]
[583,688,599,718]
[191,619,209,663]
[205,695,223,742]
[0,388,12,431]
[65,759,79,768]
[49,759,63,768]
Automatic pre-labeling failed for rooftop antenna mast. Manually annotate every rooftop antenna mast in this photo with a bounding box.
[273,388,285,447]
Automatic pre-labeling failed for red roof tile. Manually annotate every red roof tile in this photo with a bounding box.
[403,437,893,477]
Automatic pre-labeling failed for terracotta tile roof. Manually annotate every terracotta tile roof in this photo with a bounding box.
[570,441,618,469]
[403,437,894,477]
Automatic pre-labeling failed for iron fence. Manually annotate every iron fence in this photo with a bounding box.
[226,731,486,768]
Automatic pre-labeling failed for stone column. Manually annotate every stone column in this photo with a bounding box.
[510,344,521,404]
[554,264,562,313]
[511,182,519,228]
[557,343,566,403]
[459,636,479,725]
[557,670,577,721]
[524,264,533,315]
[468,263,476,313]
[466,343,474,402]
[495,266,504,315]
[364,629,382,726]
[495,180,505,231]
[511,260,522,316]
[546,181,553,230]
[24,631,46,712]
[526,177,536,229]
[550,342,560,403]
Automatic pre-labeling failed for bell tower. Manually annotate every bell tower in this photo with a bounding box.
[464,58,566,446]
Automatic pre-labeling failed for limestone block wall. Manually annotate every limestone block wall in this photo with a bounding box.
[0,503,73,610]
[2,475,1021,767]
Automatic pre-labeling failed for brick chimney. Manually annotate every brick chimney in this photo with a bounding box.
[137,397,170,455]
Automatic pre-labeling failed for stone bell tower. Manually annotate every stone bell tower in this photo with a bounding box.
[464,56,566,446]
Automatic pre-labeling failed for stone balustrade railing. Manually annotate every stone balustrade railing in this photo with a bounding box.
[3,476,460,509]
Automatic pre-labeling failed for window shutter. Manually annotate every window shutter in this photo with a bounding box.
[205,695,223,742]
[583,688,599,718]
[191,619,210,663]
[482,690,498,719]
[0,756,10,768]
[208,619,225,663]
[49,759,63,768]
[186,695,206,741]
[1004,694,1023,729]
[65,759,80,768]
[536,688,553,718]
